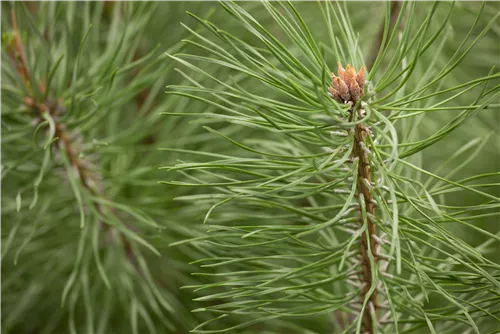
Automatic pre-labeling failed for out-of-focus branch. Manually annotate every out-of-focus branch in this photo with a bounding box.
[8,11,30,88]
[8,8,141,272]
[367,1,403,70]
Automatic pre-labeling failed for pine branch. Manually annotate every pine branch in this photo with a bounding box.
[166,2,500,333]
[330,61,380,331]
[7,8,142,272]
[1,3,220,332]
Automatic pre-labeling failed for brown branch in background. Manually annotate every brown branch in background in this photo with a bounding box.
[23,1,39,14]
[9,11,30,87]
[367,1,403,70]
[9,9,141,272]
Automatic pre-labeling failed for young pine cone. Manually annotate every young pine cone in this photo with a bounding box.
[328,62,365,103]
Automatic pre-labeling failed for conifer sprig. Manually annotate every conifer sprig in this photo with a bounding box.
[166,2,500,333]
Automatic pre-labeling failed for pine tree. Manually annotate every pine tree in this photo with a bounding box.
[166,1,500,333]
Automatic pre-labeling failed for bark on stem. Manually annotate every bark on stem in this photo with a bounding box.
[350,106,378,333]
[329,62,377,331]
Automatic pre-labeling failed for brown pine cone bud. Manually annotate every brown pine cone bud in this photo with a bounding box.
[329,62,366,103]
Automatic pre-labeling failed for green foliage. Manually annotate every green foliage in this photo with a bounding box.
[1,1,499,334]
[1,2,218,333]
[165,1,500,333]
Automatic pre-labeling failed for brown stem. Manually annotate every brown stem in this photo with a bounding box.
[367,1,403,70]
[328,62,377,331]
[352,5,403,329]
[349,106,378,333]
[355,6,403,328]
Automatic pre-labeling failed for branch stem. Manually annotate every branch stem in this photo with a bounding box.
[350,106,379,333]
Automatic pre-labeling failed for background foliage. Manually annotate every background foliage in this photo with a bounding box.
[1,1,499,334]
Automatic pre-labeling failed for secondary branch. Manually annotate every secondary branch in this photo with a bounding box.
[8,9,141,272]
